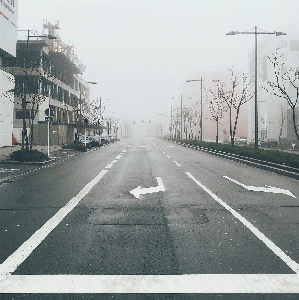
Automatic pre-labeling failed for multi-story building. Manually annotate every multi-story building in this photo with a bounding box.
[1,20,93,146]
[248,34,299,146]
[0,0,18,146]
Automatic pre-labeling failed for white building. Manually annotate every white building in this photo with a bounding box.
[248,34,299,145]
[0,0,18,146]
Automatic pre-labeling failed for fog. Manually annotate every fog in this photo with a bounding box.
[18,0,299,129]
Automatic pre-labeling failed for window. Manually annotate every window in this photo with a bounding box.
[290,40,299,51]
[281,67,287,74]
[281,40,287,48]
[15,110,31,120]
[281,54,287,61]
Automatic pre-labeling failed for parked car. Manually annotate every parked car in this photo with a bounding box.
[260,139,278,148]
[77,135,92,148]
[99,134,110,144]
[89,135,101,147]
[235,136,247,146]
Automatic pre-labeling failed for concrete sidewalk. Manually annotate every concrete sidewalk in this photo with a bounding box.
[0,145,62,161]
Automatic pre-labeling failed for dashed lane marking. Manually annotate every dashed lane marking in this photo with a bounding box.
[105,164,113,169]
[173,161,181,167]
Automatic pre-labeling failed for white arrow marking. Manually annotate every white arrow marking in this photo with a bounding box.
[223,176,297,199]
[130,177,165,199]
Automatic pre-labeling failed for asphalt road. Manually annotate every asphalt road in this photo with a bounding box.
[0,138,299,299]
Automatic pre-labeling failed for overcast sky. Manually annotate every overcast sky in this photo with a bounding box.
[18,0,299,124]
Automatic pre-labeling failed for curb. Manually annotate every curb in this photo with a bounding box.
[0,144,110,185]
[166,139,299,181]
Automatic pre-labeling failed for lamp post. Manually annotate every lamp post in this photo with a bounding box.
[77,81,97,145]
[186,78,204,141]
[19,29,56,151]
[171,96,191,140]
[226,26,286,149]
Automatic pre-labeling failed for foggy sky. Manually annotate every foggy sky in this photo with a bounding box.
[18,0,299,125]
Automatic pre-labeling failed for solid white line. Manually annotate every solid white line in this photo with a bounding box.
[0,170,108,276]
[186,172,299,274]
[105,164,113,169]
[0,274,299,293]
[173,161,181,167]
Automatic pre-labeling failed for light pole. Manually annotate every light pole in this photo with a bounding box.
[171,96,191,140]
[19,29,56,151]
[186,78,204,141]
[77,81,97,145]
[226,26,286,149]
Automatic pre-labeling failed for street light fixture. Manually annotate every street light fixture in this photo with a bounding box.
[226,26,286,149]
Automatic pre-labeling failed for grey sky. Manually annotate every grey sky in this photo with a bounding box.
[18,0,299,124]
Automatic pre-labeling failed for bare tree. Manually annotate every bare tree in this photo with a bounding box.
[206,82,227,143]
[265,47,299,140]
[214,69,254,146]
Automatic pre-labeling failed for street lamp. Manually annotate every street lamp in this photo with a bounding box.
[186,78,204,141]
[226,26,286,149]
[18,29,56,150]
[19,29,57,151]
[78,81,97,146]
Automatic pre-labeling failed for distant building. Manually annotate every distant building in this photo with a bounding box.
[1,20,96,146]
[0,0,18,146]
[248,34,299,146]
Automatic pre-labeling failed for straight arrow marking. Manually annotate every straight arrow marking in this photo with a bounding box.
[224,176,297,199]
[130,177,165,199]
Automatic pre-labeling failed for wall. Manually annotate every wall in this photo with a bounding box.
[32,123,76,146]
[0,69,14,146]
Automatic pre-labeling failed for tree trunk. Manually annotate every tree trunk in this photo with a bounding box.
[292,107,299,140]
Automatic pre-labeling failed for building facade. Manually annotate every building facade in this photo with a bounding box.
[0,0,18,146]
[248,34,299,146]
[2,20,94,146]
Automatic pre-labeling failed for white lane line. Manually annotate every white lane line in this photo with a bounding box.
[166,155,170,159]
[1,274,299,293]
[122,149,127,152]
[173,161,181,167]
[105,164,113,169]
[167,146,174,148]
[111,160,117,164]
[139,146,147,148]
[186,172,299,274]
[0,170,108,276]
[115,155,122,159]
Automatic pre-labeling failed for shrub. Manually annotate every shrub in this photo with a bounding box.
[168,138,299,169]
[62,143,88,152]
[10,150,50,162]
